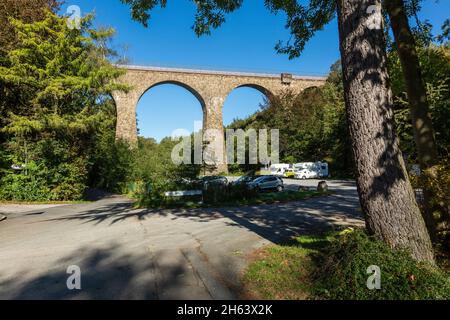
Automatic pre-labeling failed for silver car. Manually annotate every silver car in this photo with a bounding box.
[247,175,284,192]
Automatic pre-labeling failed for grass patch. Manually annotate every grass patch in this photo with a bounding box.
[243,230,450,300]
[243,234,334,299]
[136,190,330,209]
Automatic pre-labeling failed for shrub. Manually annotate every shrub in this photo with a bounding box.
[312,230,450,300]
[0,155,87,201]
[202,181,229,204]
[89,139,134,194]
[228,183,258,201]
[0,170,51,201]
[410,159,450,250]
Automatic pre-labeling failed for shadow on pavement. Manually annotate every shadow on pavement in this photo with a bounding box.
[47,189,363,244]
[0,244,214,300]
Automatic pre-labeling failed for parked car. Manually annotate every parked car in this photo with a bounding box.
[283,168,296,178]
[295,169,320,180]
[231,175,258,186]
[200,176,229,186]
[247,175,284,192]
[188,176,228,189]
[293,162,329,178]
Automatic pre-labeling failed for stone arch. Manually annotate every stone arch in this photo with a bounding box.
[295,85,323,101]
[137,80,208,144]
[137,80,207,112]
[113,79,207,147]
[301,85,320,92]
[227,83,274,100]
[221,83,273,126]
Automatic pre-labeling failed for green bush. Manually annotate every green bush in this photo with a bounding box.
[313,230,450,300]
[89,139,134,194]
[0,164,87,202]
[0,138,89,201]
[228,183,258,201]
[410,159,450,250]
[0,170,51,201]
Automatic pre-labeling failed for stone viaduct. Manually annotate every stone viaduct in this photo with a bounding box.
[112,65,326,173]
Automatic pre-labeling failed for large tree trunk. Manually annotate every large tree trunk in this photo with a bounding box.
[384,0,438,241]
[336,0,435,263]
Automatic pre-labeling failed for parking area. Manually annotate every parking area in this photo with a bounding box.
[0,180,362,300]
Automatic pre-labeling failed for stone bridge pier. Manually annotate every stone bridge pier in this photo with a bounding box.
[112,65,325,174]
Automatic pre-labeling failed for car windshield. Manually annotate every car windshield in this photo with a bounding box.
[252,176,267,183]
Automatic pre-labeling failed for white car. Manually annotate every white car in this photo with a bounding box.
[295,169,320,179]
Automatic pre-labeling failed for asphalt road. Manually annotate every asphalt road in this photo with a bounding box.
[0,179,363,300]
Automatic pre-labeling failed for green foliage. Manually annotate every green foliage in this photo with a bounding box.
[0,0,60,57]
[313,230,450,300]
[244,230,449,300]
[131,136,200,187]
[0,135,89,201]
[228,183,258,201]
[0,12,127,201]
[0,162,51,201]
[243,234,327,300]
[387,28,450,250]
[437,19,450,45]
[126,136,201,205]
[90,140,134,194]
[87,101,134,193]
[410,160,450,250]
[389,41,450,160]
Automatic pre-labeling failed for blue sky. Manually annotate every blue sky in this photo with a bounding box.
[63,0,449,141]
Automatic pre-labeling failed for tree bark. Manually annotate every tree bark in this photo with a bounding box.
[384,0,438,241]
[336,0,435,263]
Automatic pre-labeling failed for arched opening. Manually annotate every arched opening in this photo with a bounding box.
[222,84,270,127]
[223,84,272,173]
[136,81,205,142]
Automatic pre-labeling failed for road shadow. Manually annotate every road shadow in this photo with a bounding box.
[47,189,363,245]
[0,244,211,300]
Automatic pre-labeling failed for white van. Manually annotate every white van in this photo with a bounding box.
[294,162,329,179]
[295,169,319,179]
[269,164,291,177]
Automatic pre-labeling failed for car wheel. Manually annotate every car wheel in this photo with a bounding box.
[302,176,306,180]
[277,185,283,192]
